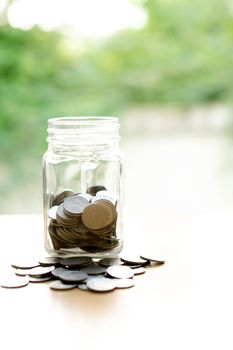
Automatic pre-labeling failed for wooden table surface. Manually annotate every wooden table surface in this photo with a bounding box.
[0,213,232,350]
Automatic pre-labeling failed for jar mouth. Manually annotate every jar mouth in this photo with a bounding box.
[47,116,120,146]
[48,116,118,126]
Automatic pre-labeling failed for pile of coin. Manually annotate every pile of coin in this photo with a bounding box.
[48,186,119,253]
[0,253,165,292]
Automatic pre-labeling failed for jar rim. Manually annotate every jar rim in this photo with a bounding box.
[48,116,119,126]
[47,116,120,146]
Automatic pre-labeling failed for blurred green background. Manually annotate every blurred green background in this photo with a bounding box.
[0,0,233,213]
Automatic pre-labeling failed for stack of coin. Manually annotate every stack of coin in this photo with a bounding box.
[47,187,119,253]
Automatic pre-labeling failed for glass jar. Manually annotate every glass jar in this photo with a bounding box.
[42,116,124,258]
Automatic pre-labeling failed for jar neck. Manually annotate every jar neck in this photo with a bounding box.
[47,116,120,150]
[48,141,119,154]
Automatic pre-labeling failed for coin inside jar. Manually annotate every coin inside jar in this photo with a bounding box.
[63,195,90,216]
[48,206,59,220]
[47,188,119,253]
[52,190,74,206]
[86,185,107,196]
[82,200,116,230]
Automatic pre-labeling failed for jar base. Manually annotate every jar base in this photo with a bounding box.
[45,241,123,259]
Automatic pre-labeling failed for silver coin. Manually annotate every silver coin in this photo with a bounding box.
[63,195,89,215]
[29,276,52,283]
[28,266,54,277]
[95,190,109,195]
[48,206,59,220]
[128,264,144,269]
[39,257,61,267]
[78,283,89,291]
[115,278,135,289]
[87,276,116,292]
[92,194,116,205]
[86,275,104,281]
[96,190,117,204]
[120,254,149,266]
[80,264,106,275]
[60,257,93,268]
[11,259,40,269]
[99,258,124,267]
[140,253,165,264]
[56,203,75,223]
[51,267,68,278]
[107,265,134,279]
[59,270,88,283]
[132,267,146,275]
[49,280,77,290]
[15,268,32,276]
[79,193,93,202]
[1,275,29,289]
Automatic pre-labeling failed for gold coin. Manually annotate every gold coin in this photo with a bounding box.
[82,202,116,230]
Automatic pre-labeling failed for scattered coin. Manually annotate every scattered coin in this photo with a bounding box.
[39,257,61,267]
[78,283,89,291]
[99,258,124,267]
[29,276,52,283]
[60,257,93,268]
[15,268,32,276]
[115,278,135,289]
[87,276,116,292]
[11,260,40,269]
[140,254,165,264]
[80,264,106,275]
[107,265,134,279]
[128,264,145,269]
[6,249,165,293]
[28,266,54,277]
[51,267,68,278]
[58,270,88,283]
[120,254,149,266]
[133,267,146,275]
[1,275,29,289]
[49,280,77,290]
[86,274,104,281]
